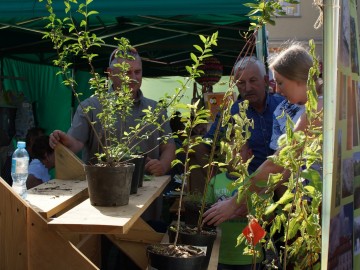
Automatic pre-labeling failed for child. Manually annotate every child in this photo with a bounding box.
[27,135,55,189]
[205,142,263,270]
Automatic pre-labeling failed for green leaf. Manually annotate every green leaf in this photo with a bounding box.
[265,203,278,215]
[190,53,198,63]
[277,190,294,205]
[304,185,316,197]
[80,20,87,27]
[268,173,283,185]
[193,44,203,53]
[189,164,201,170]
[255,179,267,188]
[243,3,259,8]
[270,215,282,237]
[185,66,192,74]
[287,217,301,240]
[175,148,185,155]
[305,216,316,235]
[171,159,183,167]
[64,1,71,13]
[87,10,99,16]
[301,168,322,191]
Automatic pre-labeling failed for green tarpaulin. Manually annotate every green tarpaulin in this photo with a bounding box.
[0,0,255,137]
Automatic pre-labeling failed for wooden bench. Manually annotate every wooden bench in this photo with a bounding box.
[0,144,170,270]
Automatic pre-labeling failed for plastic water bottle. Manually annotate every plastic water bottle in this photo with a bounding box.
[11,141,29,199]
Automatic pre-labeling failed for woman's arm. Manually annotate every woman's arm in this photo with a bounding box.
[203,100,323,226]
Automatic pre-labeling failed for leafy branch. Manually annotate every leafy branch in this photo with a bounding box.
[41,0,218,166]
[236,40,323,270]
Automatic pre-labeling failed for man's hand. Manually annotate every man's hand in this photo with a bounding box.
[49,130,67,149]
[49,130,84,153]
[144,157,166,176]
[202,196,248,226]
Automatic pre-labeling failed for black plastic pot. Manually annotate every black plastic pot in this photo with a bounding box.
[183,201,212,227]
[129,155,146,194]
[85,163,135,206]
[130,154,147,190]
[147,244,205,270]
[168,225,217,270]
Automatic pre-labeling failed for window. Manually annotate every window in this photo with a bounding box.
[279,0,301,16]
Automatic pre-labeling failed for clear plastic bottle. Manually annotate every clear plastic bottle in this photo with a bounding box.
[11,141,29,199]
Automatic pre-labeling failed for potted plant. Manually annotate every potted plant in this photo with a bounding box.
[147,101,211,270]
[147,32,222,269]
[171,97,254,270]
[41,0,179,206]
[195,2,323,269]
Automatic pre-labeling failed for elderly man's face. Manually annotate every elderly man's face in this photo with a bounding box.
[108,57,142,99]
[234,62,266,108]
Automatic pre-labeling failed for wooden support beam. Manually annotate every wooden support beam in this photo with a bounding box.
[28,206,98,270]
[0,177,27,270]
[55,143,86,180]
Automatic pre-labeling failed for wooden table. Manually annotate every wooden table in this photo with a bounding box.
[0,144,170,270]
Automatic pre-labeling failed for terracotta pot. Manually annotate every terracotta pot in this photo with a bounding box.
[85,163,135,206]
[147,243,205,270]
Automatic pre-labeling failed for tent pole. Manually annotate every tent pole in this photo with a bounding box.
[321,0,340,269]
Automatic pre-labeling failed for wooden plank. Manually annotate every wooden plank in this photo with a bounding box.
[76,235,101,267]
[108,218,164,270]
[26,178,88,219]
[55,143,86,180]
[110,238,148,270]
[0,177,28,270]
[57,233,101,267]
[112,217,164,243]
[27,206,98,270]
[208,227,221,269]
[48,176,170,234]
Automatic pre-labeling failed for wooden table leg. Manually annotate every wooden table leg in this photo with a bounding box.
[108,218,165,270]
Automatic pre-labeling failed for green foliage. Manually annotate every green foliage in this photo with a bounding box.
[244,0,299,30]
[41,0,218,167]
[235,40,323,269]
[41,1,323,266]
[170,75,215,245]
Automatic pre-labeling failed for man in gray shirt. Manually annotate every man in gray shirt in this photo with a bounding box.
[49,48,175,176]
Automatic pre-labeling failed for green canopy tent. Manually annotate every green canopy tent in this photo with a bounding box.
[0,0,256,138]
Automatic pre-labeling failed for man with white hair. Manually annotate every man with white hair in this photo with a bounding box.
[191,56,284,192]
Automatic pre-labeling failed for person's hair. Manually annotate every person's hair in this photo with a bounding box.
[25,127,45,148]
[109,47,141,67]
[31,135,53,160]
[234,56,267,78]
[269,43,313,83]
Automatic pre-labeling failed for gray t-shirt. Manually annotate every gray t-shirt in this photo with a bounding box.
[68,90,173,164]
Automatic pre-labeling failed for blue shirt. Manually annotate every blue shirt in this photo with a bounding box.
[270,100,305,150]
[205,93,284,172]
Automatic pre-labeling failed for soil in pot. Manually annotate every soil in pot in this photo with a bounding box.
[85,163,135,206]
[168,225,217,270]
[147,243,205,270]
